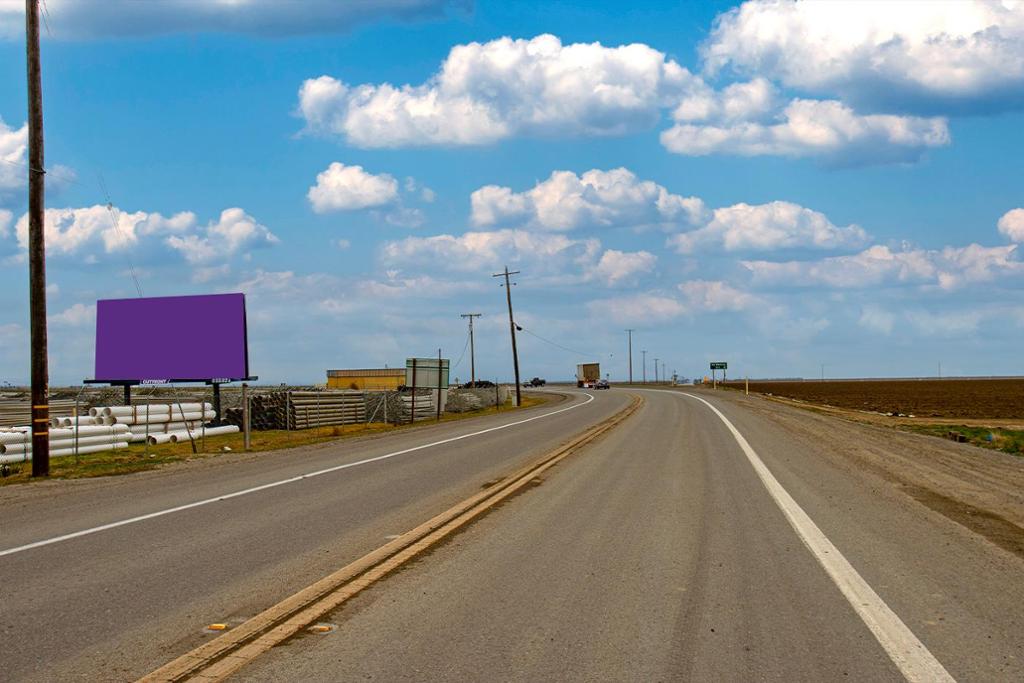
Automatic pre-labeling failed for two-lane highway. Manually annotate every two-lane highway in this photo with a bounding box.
[0,389,630,682]
[238,387,1023,682]
[3,386,1023,681]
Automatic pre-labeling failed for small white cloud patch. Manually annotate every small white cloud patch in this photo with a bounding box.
[998,208,1024,243]
[166,208,279,265]
[308,162,399,213]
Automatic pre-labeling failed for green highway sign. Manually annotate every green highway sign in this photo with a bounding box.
[710,362,727,370]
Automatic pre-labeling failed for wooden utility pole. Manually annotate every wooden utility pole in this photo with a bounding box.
[492,267,521,407]
[641,350,647,384]
[26,0,49,477]
[461,313,481,386]
[625,329,634,384]
[653,358,660,384]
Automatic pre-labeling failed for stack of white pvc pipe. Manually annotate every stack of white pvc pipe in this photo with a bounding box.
[147,424,239,445]
[93,403,214,425]
[91,403,215,443]
[51,415,100,428]
[0,424,131,464]
[1,402,237,464]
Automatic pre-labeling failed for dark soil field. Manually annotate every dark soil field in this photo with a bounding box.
[724,378,1024,419]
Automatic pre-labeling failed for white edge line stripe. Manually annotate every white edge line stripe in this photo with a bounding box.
[673,391,954,683]
[0,392,596,558]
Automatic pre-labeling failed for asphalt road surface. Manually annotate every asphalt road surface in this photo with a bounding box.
[241,387,1023,682]
[2,387,1022,681]
[0,389,629,681]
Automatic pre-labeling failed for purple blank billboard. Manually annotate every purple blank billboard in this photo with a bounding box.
[94,293,251,382]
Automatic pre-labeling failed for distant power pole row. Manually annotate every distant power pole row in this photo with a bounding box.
[626,332,671,385]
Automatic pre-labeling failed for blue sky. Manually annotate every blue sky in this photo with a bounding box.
[1,0,1023,385]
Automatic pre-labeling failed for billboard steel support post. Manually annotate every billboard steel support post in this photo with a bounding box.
[436,348,442,423]
[242,383,251,451]
[410,358,417,425]
[211,383,222,424]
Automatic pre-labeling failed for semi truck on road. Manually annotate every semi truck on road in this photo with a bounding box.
[576,363,601,388]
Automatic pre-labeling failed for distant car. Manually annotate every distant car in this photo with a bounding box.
[527,377,546,387]
[463,380,496,389]
[594,379,610,389]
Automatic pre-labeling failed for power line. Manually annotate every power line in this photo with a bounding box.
[517,325,600,359]
[97,173,143,297]
[450,327,471,373]
[0,157,83,186]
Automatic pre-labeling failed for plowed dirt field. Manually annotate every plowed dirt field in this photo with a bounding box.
[725,378,1024,419]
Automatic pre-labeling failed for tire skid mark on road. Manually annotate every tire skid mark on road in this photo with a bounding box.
[0,393,596,559]
[673,391,955,683]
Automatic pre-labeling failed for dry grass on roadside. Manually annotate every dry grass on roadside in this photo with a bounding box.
[902,424,1024,457]
[0,394,550,486]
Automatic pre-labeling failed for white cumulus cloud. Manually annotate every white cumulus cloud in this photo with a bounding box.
[589,249,656,286]
[308,162,400,213]
[14,205,195,256]
[669,200,868,253]
[298,34,700,148]
[0,0,463,40]
[48,302,95,327]
[702,0,1024,113]
[471,167,707,231]
[587,292,688,325]
[381,228,652,287]
[382,229,597,272]
[998,208,1024,242]
[678,279,756,311]
[743,243,1022,290]
[166,208,279,265]
[661,98,949,164]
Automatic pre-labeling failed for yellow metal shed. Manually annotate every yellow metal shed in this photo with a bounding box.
[326,368,405,391]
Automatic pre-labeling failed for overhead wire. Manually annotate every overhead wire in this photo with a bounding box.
[97,173,144,297]
[449,328,472,372]
[516,325,602,360]
[2,154,146,297]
